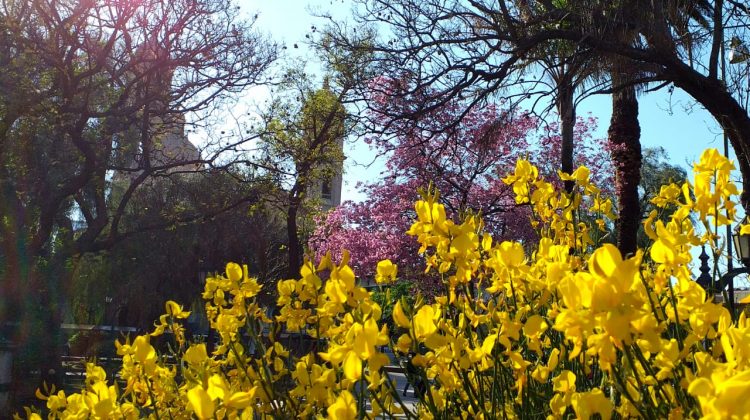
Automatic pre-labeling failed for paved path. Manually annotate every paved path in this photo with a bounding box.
[376,369,421,417]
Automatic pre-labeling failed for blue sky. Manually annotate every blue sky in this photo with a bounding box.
[246,0,734,202]
[243,1,750,285]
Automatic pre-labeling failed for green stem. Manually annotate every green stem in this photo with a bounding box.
[144,375,161,420]
[622,346,658,415]
[611,363,652,420]
[665,280,686,351]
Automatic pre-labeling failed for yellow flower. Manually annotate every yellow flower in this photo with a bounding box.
[188,385,215,419]
[523,315,548,354]
[343,351,362,380]
[413,305,438,340]
[558,165,590,186]
[328,390,357,420]
[550,370,576,415]
[503,159,538,203]
[497,241,525,268]
[553,370,576,394]
[184,343,209,365]
[649,219,694,266]
[165,300,191,318]
[351,317,389,360]
[588,244,639,310]
[393,301,411,328]
[571,389,613,420]
[396,334,412,353]
[206,374,256,409]
[46,390,67,412]
[225,262,244,282]
[651,182,682,207]
[469,334,496,366]
[375,259,398,284]
[152,300,191,341]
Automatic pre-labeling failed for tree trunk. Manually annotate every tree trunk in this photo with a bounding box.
[578,39,750,211]
[32,268,64,395]
[608,81,642,257]
[4,261,65,409]
[0,209,72,409]
[286,192,303,279]
[558,77,576,193]
[0,188,28,326]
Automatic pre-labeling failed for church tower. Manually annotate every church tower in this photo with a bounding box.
[315,138,343,210]
[304,79,344,211]
[113,39,201,182]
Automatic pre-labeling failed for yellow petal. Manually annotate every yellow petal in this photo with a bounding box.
[482,234,492,251]
[413,305,438,340]
[133,335,155,364]
[188,386,215,419]
[376,259,397,283]
[226,262,243,282]
[184,344,208,365]
[207,374,229,401]
[327,390,357,420]
[481,335,497,356]
[524,315,548,336]
[589,244,621,280]
[553,370,576,393]
[396,334,412,353]
[650,239,675,264]
[571,389,613,420]
[393,301,411,328]
[226,390,256,409]
[498,241,525,267]
[343,352,362,381]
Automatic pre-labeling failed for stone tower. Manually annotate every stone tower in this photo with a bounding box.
[311,136,343,210]
[114,39,201,181]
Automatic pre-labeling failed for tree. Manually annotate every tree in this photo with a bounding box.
[0,0,276,392]
[607,12,643,255]
[637,147,689,249]
[71,171,287,331]
[526,37,605,193]
[260,75,349,278]
[310,98,613,291]
[322,0,750,224]
[546,50,589,193]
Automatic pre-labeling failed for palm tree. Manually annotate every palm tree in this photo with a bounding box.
[535,44,603,193]
[606,0,711,256]
[608,62,642,256]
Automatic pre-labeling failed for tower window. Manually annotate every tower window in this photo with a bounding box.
[322,180,332,200]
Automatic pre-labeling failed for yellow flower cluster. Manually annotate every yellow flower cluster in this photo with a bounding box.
[25,148,750,419]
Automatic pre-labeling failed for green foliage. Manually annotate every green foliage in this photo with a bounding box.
[371,281,415,341]
[71,172,287,329]
[637,147,689,249]
[25,149,750,419]
[69,253,111,325]
[263,80,347,187]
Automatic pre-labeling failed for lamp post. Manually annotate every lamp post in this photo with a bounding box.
[696,246,712,291]
[719,217,750,318]
[719,36,750,319]
[732,217,750,265]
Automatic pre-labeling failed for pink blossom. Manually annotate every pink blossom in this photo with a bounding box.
[310,89,612,293]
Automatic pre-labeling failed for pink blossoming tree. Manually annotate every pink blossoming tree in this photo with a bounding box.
[310,89,612,290]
